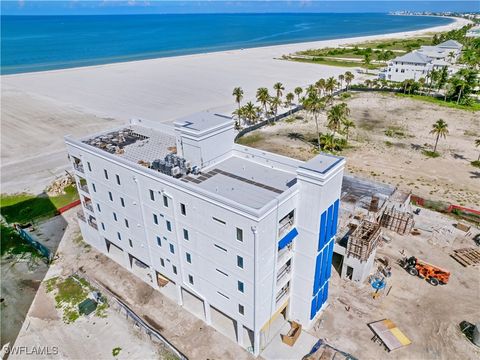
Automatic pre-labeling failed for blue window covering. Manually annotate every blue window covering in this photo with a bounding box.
[332,199,339,237]
[310,296,317,320]
[316,287,323,311]
[318,211,327,251]
[326,204,334,241]
[323,282,329,303]
[278,227,298,250]
[326,241,334,279]
[320,247,329,287]
[313,252,322,295]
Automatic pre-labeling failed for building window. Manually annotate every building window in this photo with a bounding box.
[153,214,158,225]
[216,268,228,277]
[92,183,96,192]
[186,253,191,263]
[108,191,113,201]
[116,174,121,185]
[87,162,92,171]
[213,217,226,225]
[101,222,105,231]
[117,232,121,241]
[238,304,244,315]
[97,203,101,212]
[237,256,244,269]
[214,244,227,252]
[183,229,189,240]
[129,239,133,248]
[236,228,243,242]
[160,258,165,267]
[180,203,186,215]
[173,265,177,275]
[238,281,244,293]
[166,220,172,232]
[104,169,109,179]
[188,275,194,285]
[156,236,162,247]
[163,195,168,207]
[113,212,117,221]
[125,219,129,228]
[149,189,155,201]
[169,244,174,254]
[120,197,125,207]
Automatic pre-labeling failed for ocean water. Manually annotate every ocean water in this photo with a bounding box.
[1,13,452,75]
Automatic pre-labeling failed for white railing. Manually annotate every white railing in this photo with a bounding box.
[73,163,84,173]
[278,218,294,239]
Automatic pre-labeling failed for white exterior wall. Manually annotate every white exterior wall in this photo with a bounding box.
[384,61,430,82]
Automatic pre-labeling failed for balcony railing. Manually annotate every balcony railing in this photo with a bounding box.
[77,211,86,222]
[278,218,294,239]
[276,283,290,304]
[73,163,84,173]
[87,216,98,230]
[84,202,94,212]
[277,263,292,283]
[80,184,89,194]
[277,243,293,264]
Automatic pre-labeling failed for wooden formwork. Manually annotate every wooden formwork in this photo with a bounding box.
[346,220,382,262]
[379,206,414,235]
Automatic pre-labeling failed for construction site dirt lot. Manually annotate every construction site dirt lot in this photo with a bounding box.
[310,207,480,360]
[240,91,479,209]
[11,209,255,360]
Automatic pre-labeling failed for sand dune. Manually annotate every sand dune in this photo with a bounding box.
[0,17,470,194]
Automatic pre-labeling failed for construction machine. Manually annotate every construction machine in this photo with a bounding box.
[402,256,450,286]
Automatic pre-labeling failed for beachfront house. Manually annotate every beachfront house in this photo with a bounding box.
[66,111,344,356]
[379,40,463,82]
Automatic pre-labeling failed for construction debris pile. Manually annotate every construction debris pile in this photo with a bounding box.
[47,175,75,196]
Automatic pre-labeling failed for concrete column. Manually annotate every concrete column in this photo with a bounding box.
[236,321,244,346]
[253,331,261,357]
[176,285,183,306]
[204,301,212,325]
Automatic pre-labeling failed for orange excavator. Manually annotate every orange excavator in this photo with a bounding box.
[403,256,450,286]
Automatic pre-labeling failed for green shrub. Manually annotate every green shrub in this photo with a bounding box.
[422,150,440,158]
[471,160,480,168]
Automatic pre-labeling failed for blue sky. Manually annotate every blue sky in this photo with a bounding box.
[2,1,479,15]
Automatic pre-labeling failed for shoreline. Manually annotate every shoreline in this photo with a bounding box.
[2,15,468,78]
[0,15,471,194]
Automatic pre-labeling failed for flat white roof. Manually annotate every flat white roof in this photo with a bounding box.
[174,111,233,133]
[300,153,343,174]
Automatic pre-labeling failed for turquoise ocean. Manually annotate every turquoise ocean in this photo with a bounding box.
[1,13,452,75]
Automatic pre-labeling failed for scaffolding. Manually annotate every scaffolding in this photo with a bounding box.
[379,206,414,235]
[346,220,382,262]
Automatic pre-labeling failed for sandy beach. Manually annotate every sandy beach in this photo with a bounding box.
[0,16,470,194]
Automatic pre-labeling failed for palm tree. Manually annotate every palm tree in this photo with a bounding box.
[430,119,449,153]
[315,78,326,97]
[273,82,285,100]
[232,107,244,124]
[232,87,244,111]
[294,86,303,104]
[363,52,372,74]
[342,119,356,142]
[325,77,337,96]
[321,133,336,152]
[327,103,350,137]
[475,139,480,161]
[302,93,325,150]
[269,96,282,121]
[344,71,354,90]
[256,87,270,117]
[306,84,317,97]
[285,92,295,115]
[338,74,345,90]
[243,102,260,124]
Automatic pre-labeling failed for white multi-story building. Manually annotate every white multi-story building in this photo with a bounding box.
[379,40,463,82]
[65,112,344,356]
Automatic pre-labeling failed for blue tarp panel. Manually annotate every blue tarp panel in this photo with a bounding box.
[316,286,324,311]
[326,204,334,241]
[332,199,339,237]
[313,252,322,295]
[318,210,327,251]
[323,282,329,303]
[278,227,298,250]
[310,296,317,320]
[326,241,334,279]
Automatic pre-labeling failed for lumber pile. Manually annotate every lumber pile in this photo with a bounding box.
[450,248,480,268]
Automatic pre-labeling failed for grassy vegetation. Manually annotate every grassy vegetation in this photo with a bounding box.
[422,150,440,158]
[290,57,382,69]
[0,184,79,224]
[395,93,480,112]
[471,160,480,168]
[384,126,408,138]
[0,224,41,257]
[47,275,107,324]
[112,347,122,357]
[350,37,432,51]
[236,133,264,146]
